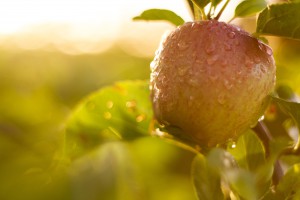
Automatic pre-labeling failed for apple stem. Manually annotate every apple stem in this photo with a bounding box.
[215,0,231,20]
[207,4,213,20]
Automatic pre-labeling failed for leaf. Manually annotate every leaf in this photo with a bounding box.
[70,142,143,200]
[65,80,152,158]
[211,0,222,7]
[227,129,266,172]
[191,154,224,200]
[271,96,300,127]
[227,169,257,200]
[133,9,185,26]
[192,0,210,9]
[276,164,300,199]
[256,3,300,40]
[206,148,237,173]
[276,85,295,100]
[234,0,267,18]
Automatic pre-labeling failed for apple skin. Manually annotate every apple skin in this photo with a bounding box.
[150,20,276,148]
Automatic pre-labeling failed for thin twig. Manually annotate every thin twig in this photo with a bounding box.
[215,0,231,20]
[252,121,284,185]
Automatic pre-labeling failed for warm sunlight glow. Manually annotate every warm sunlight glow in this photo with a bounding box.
[0,0,238,55]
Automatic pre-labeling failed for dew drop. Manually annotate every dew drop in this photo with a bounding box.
[188,96,195,107]
[265,45,273,56]
[209,74,218,82]
[103,112,112,120]
[254,57,261,63]
[177,66,188,76]
[207,55,219,65]
[217,94,226,105]
[126,100,137,111]
[231,142,236,149]
[224,79,233,90]
[224,43,232,51]
[188,78,199,87]
[221,60,228,66]
[136,114,146,122]
[247,85,255,93]
[106,101,114,109]
[221,24,227,30]
[178,40,189,50]
[154,128,166,137]
[195,59,202,64]
[258,42,264,51]
[258,115,265,122]
[245,57,254,68]
[228,31,236,39]
[226,139,237,149]
[205,43,215,54]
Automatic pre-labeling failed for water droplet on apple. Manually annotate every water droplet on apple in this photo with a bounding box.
[224,79,233,90]
[265,45,273,56]
[207,55,219,65]
[221,24,227,30]
[205,43,215,54]
[254,57,261,63]
[245,57,254,68]
[178,40,189,50]
[188,78,198,87]
[224,42,232,51]
[221,60,228,66]
[228,32,236,39]
[209,73,218,82]
[218,94,226,105]
[177,66,188,76]
[188,96,194,107]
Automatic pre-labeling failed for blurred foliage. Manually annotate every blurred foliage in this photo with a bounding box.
[0,46,198,200]
[2,1,300,199]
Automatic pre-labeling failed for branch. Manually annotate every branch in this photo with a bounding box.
[252,121,284,185]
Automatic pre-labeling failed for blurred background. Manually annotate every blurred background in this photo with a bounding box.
[0,0,300,199]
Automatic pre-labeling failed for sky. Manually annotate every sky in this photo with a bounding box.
[0,0,238,56]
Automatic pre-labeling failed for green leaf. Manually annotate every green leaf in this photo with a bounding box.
[227,169,257,200]
[70,142,143,200]
[256,3,300,40]
[276,85,295,100]
[276,164,300,199]
[227,129,266,172]
[271,96,300,127]
[65,80,152,158]
[133,9,185,26]
[191,154,224,200]
[234,0,267,18]
[192,0,210,9]
[211,0,222,7]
